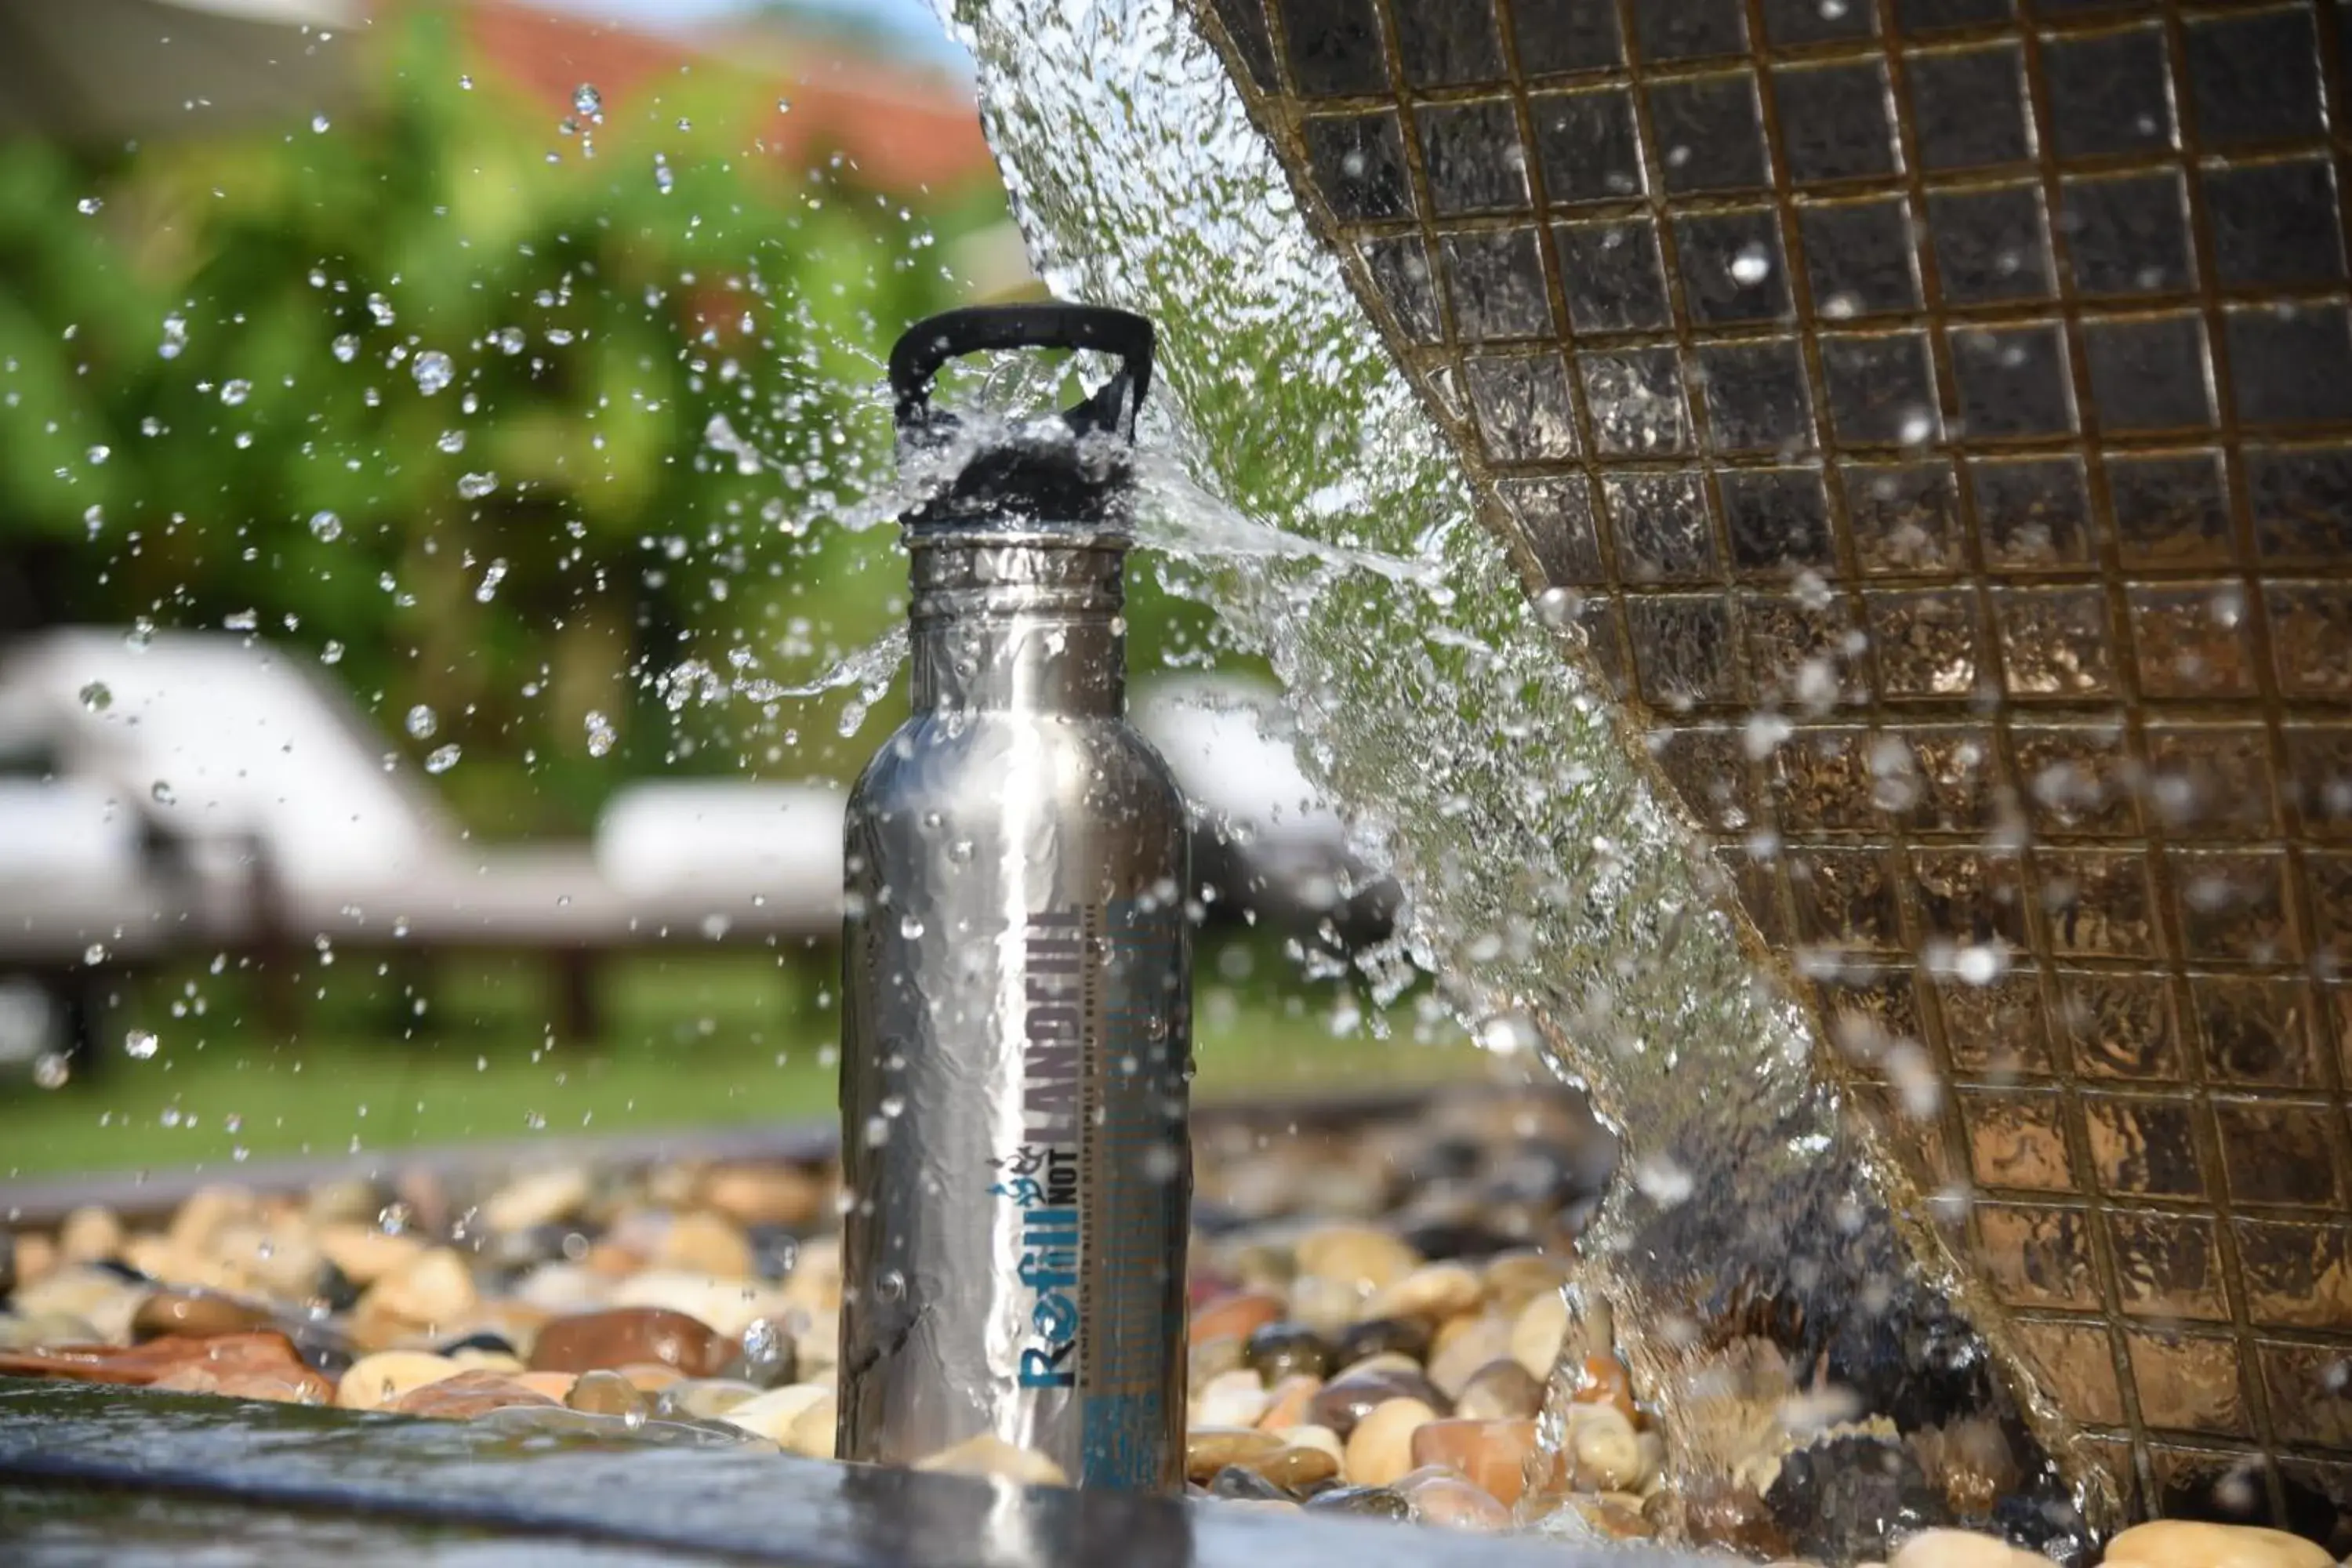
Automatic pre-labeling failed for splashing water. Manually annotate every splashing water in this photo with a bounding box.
[939,0,2107,1545]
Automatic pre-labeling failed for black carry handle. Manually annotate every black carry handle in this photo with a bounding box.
[889,303,1155,441]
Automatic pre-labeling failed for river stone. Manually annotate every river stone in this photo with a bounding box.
[1260,1440,1341,1491]
[1454,1358,1544,1421]
[1190,1290,1283,1348]
[1426,1314,1513,1399]
[1308,1367,1449,1439]
[1361,1261,1481,1325]
[1209,1465,1292,1501]
[1393,1465,1511,1531]
[167,1186,257,1256]
[514,1371,579,1402]
[1334,1316,1430,1367]
[316,1224,426,1288]
[338,1350,463,1410]
[1508,1290,1568,1381]
[132,1288,274,1341]
[655,1377,764,1421]
[355,1247,478,1338]
[719,1382,832,1444]
[1185,1425,1284,1482]
[782,1388,837,1458]
[1479,1250,1573,1313]
[1258,1373,1323,1431]
[0,1312,99,1350]
[2102,1522,2332,1568]
[303,1174,383,1229]
[1243,1322,1333,1383]
[11,1264,144,1343]
[611,1269,786,1339]
[720,1316,797,1388]
[1766,1435,1952,1563]
[57,1207,124,1264]
[1304,1484,1413,1522]
[1345,1396,1438,1488]
[1566,1403,1648,1491]
[1194,1367,1272,1428]
[528,1307,729,1377]
[2,1330,332,1403]
[698,1163,824,1229]
[565,1367,648,1417]
[654,1212,755,1279]
[1285,1272,1360,1337]
[388,1367,562,1420]
[1410,1417,1538,1507]
[1294,1224,1419,1294]
[481,1168,593,1235]
[1891,1529,2063,1568]
[913,1432,1069,1485]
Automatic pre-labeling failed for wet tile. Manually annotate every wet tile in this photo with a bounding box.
[1994,586,2116,698]
[2128,581,2260,701]
[1657,727,1757,832]
[1580,347,1691,456]
[2042,851,2159,960]
[1633,0,1747,62]
[2062,171,2195,299]
[2270,583,2352,700]
[2009,1319,2124,1425]
[1800,197,1922,318]
[1904,723,2002,833]
[1789,845,1902,949]
[2015,722,2138,837]
[1552,218,1670,333]
[1626,595,1741,711]
[1699,339,1813,456]
[2060,971,2182,1080]
[1303,113,1415,223]
[1928,184,2053,306]
[1867,588,1982,699]
[1275,0,1388,96]
[1391,0,1508,89]
[2085,1094,2205,1197]
[2184,6,2325,148]
[1773,59,1900,184]
[2170,849,2294,965]
[1206,0,1279,91]
[1762,0,1876,46]
[1418,100,1531,216]
[2127,1330,2249,1434]
[1914,846,2028,946]
[1973,456,2095,572]
[2285,724,2352,839]
[1441,228,1555,341]
[2107,452,2234,570]
[1722,466,1836,579]
[2235,1218,2352,1330]
[2082,314,2215,434]
[2227,303,2352,427]
[1675,208,1793,324]
[2143,724,2278,837]
[1465,352,1580,461]
[2318,855,2352,970]
[1976,1203,2100,1310]
[2108,1212,2228,1321]
[1940,971,2053,1079]
[2260,1343,2352,1450]
[1512,0,1624,76]
[1647,71,1769,194]
[2042,25,2174,159]
[1907,43,2031,172]
[1960,1089,2074,1192]
[1840,459,1962,573]
[1951,322,2076,440]
[2217,1100,2342,1207]
[2193,976,2317,1091]
[2204,158,2346,289]
[1819,330,1941,446]
[1603,472,1716,583]
[1358,235,1444,343]
[1531,85,1646,206]
[1573,597,1629,695]
[1896,0,2012,31]
[1497,475,1606,586]
[1750,601,1867,713]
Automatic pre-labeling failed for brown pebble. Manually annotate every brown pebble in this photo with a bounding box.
[2103,1522,2332,1568]
[1392,1465,1510,1531]
[1360,1262,1481,1325]
[527,1308,729,1377]
[1294,1225,1421,1294]
[1479,1250,1571,1313]
[564,1368,648,1417]
[654,1212,754,1279]
[1260,1441,1341,1490]
[914,1432,1068,1485]
[1570,1352,1636,1419]
[514,1371,578,1402]
[1344,1397,1437,1489]
[1189,1290,1283,1348]
[1257,1374,1323,1432]
[1408,1417,1538,1507]
[1185,1425,1284,1483]
[615,1361,688,1394]
[1425,1315,1513,1400]
[1683,1477,1791,1559]
[58,1207,124,1264]
[388,1368,562,1420]
[698,1163,823,1229]
[338,1352,462,1411]
[1,1331,329,1404]
[1307,1367,1450,1439]
[132,1289,275,1342]
[1454,1359,1544,1421]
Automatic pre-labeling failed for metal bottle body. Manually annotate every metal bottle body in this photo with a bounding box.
[837,525,1192,1490]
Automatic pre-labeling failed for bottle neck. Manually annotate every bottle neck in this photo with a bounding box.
[907,533,1127,717]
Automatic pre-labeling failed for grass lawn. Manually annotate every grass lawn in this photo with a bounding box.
[0,931,1495,1181]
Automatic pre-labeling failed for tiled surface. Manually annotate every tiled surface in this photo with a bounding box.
[1196,0,2352,1535]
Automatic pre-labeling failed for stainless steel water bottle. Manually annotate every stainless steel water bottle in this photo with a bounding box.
[837,303,1191,1491]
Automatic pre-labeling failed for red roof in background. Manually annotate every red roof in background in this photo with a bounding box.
[443,0,996,196]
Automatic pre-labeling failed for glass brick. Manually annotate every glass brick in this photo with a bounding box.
[1531,86,1646,206]
[1627,594,1740,710]
[2237,1218,2352,1330]
[1722,466,1836,578]
[2171,849,2294,964]
[1820,330,1941,446]
[1418,100,1531,216]
[1762,0,1876,46]
[1928,183,2054,305]
[1656,727,1756,832]
[2218,1101,2341,1207]
[1391,0,1507,89]
[2042,25,2174,159]
[1274,0,1389,96]
[1303,113,1415,223]
[1633,0,1747,62]
[1675,208,1793,325]
[2204,158,2347,289]
[1573,597,1629,695]
[2086,1094,2205,1196]
[1867,588,1981,699]
[2082,314,2216,434]
[2062,171,2195,299]
[1905,723,2002,833]
[2316,854,2352,969]
[1358,235,1444,343]
[1207,0,1279,91]
[1441,227,1555,341]
[1907,43,2031,172]
[1497,475,1606,586]
[1896,0,2012,31]
[1773,60,1900,184]
[1973,456,2095,572]
[2043,850,2158,959]
[2107,452,2234,569]
[1770,724,1877,829]
[2127,1330,2249,1432]
[1801,197,1922,318]
[2129,585,2259,702]
[1581,347,1692,456]
[1512,0,1624,75]
[1603,471,1716,583]
[1646,71,1769,194]
[2193,975,2318,1091]
[2013,1320,2127,1427]
[2286,724,2352,839]
[1976,1203,2100,1309]
[1788,845,1901,949]
[2184,6,2325,148]
[2143,723,2279,837]
[2270,583,2352,700]
[2108,1212,2228,1322]
[1699,339,1813,456]
[2015,722,2138,837]
[2060,971,2181,1080]
[1750,601,1867,715]
[1913,847,2028,946]
[1960,1089,2074,1191]
[1465,353,1581,461]
[1951,322,2076,439]
[1552,218,1670,334]
[2227,303,2352,426]
[1940,971,2053,1079]
[1841,459,1962,574]
[1994,586,2116,697]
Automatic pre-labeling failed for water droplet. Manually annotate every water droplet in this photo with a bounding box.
[310,114,330,133]
[492,326,525,356]
[223,608,258,632]
[159,313,187,360]
[309,510,343,542]
[474,558,509,603]
[459,73,474,90]
[412,350,454,396]
[220,379,252,406]
[456,471,499,499]
[584,710,616,757]
[653,154,674,194]
[405,704,437,739]
[1820,0,1849,16]
[84,942,107,964]
[1729,242,1773,285]
[437,428,466,453]
[321,640,345,665]
[572,83,603,120]
[124,1029,158,1060]
[775,98,791,114]
[898,913,926,939]
[366,292,395,327]
[151,780,176,805]
[424,743,461,775]
[332,333,359,363]
[76,196,102,216]
[84,680,118,713]
[33,1053,70,1090]
[1897,406,1935,446]
[124,616,154,652]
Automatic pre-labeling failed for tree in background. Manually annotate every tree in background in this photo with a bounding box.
[0,4,1011,835]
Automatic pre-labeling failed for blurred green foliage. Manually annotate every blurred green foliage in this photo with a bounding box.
[0,5,1073,834]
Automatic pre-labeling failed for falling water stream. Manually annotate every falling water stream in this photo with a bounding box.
[935,0,2112,1550]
